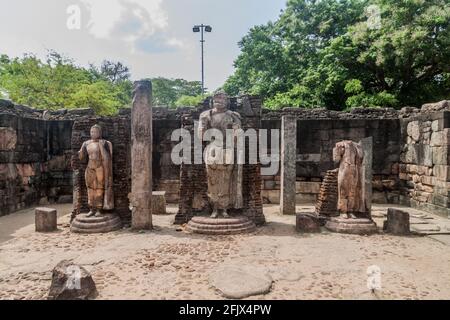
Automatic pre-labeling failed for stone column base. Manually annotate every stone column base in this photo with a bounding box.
[71,213,122,234]
[325,217,378,235]
[186,216,256,235]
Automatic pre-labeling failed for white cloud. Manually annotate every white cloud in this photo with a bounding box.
[80,0,180,52]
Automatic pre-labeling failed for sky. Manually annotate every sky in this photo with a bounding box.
[0,0,286,91]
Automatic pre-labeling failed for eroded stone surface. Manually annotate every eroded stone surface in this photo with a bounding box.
[0,127,17,151]
[209,265,272,299]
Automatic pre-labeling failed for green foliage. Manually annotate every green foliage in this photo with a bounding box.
[151,77,202,108]
[225,0,450,110]
[175,94,205,107]
[0,51,132,115]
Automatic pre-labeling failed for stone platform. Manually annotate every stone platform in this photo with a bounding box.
[71,214,122,234]
[325,217,378,235]
[186,216,256,235]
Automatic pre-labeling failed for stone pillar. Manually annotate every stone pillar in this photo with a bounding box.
[35,207,57,232]
[280,116,297,215]
[360,137,373,217]
[131,80,153,230]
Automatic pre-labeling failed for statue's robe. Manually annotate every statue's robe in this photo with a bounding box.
[199,109,243,210]
[333,140,366,214]
[79,139,114,210]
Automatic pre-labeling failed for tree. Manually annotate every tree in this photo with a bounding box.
[151,77,203,107]
[225,0,450,110]
[93,60,131,83]
[175,94,205,107]
[0,51,133,114]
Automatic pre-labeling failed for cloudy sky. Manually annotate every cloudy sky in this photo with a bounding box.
[0,0,286,90]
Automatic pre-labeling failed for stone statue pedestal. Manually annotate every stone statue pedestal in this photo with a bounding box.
[325,217,377,235]
[71,213,122,234]
[186,216,256,235]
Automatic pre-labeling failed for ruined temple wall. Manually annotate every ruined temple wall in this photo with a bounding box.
[0,100,73,216]
[399,106,450,218]
[71,114,132,221]
[260,110,402,205]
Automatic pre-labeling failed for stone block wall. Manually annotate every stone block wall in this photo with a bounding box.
[0,101,74,216]
[260,115,401,205]
[2,97,450,221]
[399,110,450,217]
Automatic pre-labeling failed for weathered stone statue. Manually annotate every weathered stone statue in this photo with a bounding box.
[198,91,243,218]
[325,140,377,234]
[333,140,366,217]
[78,125,114,217]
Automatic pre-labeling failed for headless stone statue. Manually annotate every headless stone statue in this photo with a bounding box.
[198,91,243,219]
[333,140,366,218]
[78,125,114,217]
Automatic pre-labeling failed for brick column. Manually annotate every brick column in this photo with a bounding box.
[131,80,153,230]
[280,116,297,215]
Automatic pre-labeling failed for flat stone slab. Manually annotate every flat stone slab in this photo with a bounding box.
[186,216,256,235]
[209,265,273,299]
[71,214,122,234]
[325,217,378,235]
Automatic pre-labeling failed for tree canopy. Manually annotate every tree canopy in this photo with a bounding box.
[224,0,450,110]
[0,52,133,115]
[151,77,203,107]
[0,52,205,114]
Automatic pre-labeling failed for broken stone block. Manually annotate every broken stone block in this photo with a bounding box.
[296,213,322,233]
[152,191,167,215]
[48,260,97,300]
[383,208,410,235]
[407,121,421,142]
[35,207,57,232]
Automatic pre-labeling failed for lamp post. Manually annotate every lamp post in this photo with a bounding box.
[193,24,212,95]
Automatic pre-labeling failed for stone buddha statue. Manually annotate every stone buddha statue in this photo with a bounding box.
[198,91,243,219]
[333,140,366,218]
[78,125,114,217]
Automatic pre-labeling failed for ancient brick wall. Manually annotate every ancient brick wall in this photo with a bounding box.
[0,100,74,216]
[399,104,450,218]
[260,117,401,205]
[71,115,132,222]
[175,96,265,225]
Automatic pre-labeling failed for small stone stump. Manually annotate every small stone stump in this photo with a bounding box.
[383,208,410,235]
[296,213,321,233]
[35,207,57,232]
[48,260,97,300]
[152,191,167,215]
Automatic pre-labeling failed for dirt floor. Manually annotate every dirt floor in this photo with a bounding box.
[1,204,450,300]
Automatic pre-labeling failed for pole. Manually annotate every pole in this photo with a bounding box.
[200,24,205,95]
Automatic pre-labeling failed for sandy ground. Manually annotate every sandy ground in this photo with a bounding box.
[1,204,450,300]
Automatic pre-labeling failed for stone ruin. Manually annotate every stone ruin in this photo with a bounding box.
[1,96,450,224]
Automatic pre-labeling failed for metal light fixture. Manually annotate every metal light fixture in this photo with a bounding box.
[193,24,212,95]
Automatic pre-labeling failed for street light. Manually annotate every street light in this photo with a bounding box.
[193,24,212,95]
